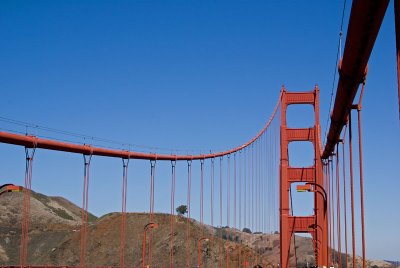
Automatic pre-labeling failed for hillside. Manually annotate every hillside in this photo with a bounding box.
[0,191,397,267]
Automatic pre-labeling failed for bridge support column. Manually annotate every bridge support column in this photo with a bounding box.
[280,87,328,268]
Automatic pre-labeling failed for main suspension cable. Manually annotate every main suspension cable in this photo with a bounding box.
[0,91,283,162]
[323,0,348,146]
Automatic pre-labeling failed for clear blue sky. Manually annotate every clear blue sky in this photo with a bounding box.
[0,0,399,261]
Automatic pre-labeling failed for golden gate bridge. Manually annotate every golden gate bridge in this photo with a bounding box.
[0,0,399,267]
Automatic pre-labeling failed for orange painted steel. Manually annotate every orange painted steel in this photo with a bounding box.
[186,160,192,268]
[200,159,205,226]
[348,111,356,268]
[341,140,349,268]
[120,159,129,268]
[355,84,367,268]
[329,161,333,265]
[335,144,342,268]
[148,161,156,266]
[169,160,176,268]
[80,154,92,267]
[20,148,35,267]
[323,0,389,159]
[279,87,327,267]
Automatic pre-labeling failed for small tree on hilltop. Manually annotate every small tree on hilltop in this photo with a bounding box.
[242,227,252,234]
[176,205,187,216]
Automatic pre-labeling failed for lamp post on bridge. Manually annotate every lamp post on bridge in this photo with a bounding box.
[296,182,327,212]
[296,182,328,266]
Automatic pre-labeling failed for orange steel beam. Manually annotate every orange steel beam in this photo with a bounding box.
[288,167,315,182]
[0,93,282,161]
[323,0,389,159]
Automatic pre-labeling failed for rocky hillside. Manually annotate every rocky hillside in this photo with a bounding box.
[0,191,397,268]
[0,190,96,264]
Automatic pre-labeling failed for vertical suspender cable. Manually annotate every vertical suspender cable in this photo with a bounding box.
[259,137,262,234]
[326,161,332,265]
[233,153,237,266]
[260,136,263,233]
[220,157,223,229]
[342,140,348,268]
[254,142,257,232]
[260,137,264,233]
[20,146,36,268]
[234,154,237,230]
[170,160,176,268]
[257,137,263,232]
[244,149,247,230]
[120,158,129,268]
[80,152,92,268]
[348,111,356,268]
[238,152,242,231]
[272,127,275,233]
[336,144,342,268]
[219,157,223,268]
[357,83,367,268]
[259,138,262,233]
[226,155,230,268]
[149,160,156,220]
[186,160,192,268]
[260,138,263,233]
[227,155,230,228]
[323,163,327,265]
[329,159,334,265]
[238,151,242,266]
[265,132,268,233]
[289,186,297,268]
[248,147,251,229]
[200,159,204,225]
[262,134,266,233]
[251,144,254,231]
[148,160,156,266]
[268,129,271,233]
[256,141,259,232]
[211,158,215,227]
[265,133,268,234]
[274,121,278,232]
